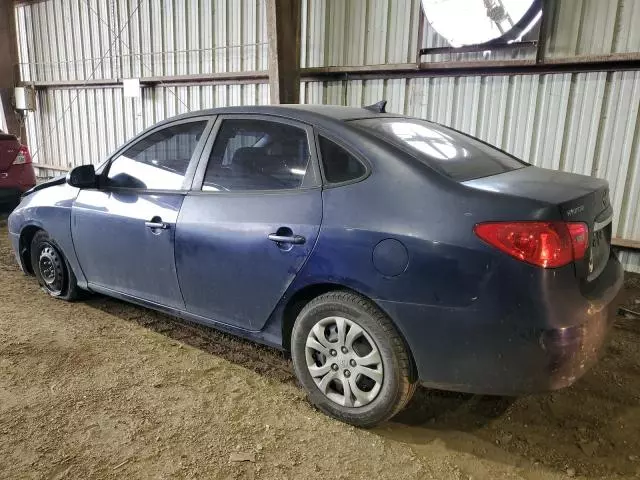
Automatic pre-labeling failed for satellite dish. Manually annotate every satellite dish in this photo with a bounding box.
[421,0,542,47]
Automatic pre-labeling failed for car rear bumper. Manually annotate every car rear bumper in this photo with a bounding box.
[0,164,36,199]
[377,253,624,395]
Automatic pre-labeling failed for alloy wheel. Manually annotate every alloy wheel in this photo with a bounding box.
[305,316,384,407]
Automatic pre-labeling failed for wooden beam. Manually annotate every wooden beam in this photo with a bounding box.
[266,0,301,104]
[612,238,640,250]
[0,0,21,139]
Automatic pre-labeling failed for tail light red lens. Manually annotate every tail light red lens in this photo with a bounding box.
[12,145,32,165]
[474,221,589,268]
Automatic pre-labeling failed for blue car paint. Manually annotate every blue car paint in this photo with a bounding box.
[72,190,186,309]
[8,182,87,287]
[175,189,322,330]
[8,105,624,395]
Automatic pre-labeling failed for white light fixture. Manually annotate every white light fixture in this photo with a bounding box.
[123,78,141,98]
[421,0,541,47]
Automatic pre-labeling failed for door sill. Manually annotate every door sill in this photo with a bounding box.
[87,283,280,348]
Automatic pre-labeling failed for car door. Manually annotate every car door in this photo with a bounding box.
[175,115,323,330]
[71,117,213,308]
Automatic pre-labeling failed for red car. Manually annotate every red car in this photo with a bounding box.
[0,130,36,205]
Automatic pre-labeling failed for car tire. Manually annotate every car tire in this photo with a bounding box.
[291,290,416,427]
[30,230,79,301]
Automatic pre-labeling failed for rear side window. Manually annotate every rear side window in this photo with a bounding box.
[107,121,207,190]
[318,136,366,184]
[202,119,311,191]
[352,118,526,181]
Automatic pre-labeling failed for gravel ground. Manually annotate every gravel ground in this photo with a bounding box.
[0,213,639,480]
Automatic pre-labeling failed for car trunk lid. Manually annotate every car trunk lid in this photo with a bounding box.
[0,132,21,172]
[464,166,612,281]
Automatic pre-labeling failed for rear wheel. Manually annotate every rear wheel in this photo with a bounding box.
[30,230,79,301]
[291,291,416,427]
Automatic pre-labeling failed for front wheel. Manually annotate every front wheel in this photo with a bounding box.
[30,230,79,301]
[291,291,416,427]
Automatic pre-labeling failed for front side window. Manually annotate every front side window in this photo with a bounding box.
[107,121,207,190]
[318,136,367,183]
[202,119,311,191]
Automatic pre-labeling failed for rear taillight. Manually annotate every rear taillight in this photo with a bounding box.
[12,145,32,165]
[474,221,589,268]
[567,222,588,260]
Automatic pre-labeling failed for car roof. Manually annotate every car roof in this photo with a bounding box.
[162,104,403,128]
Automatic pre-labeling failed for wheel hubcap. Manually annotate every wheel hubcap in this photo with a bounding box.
[38,244,64,295]
[305,316,383,407]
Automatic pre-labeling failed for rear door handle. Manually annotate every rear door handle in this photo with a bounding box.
[268,233,306,245]
[145,221,169,230]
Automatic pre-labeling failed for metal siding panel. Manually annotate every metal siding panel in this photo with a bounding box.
[452,76,479,136]
[386,79,406,114]
[362,79,385,107]
[529,74,572,170]
[546,0,640,58]
[325,81,344,105]
[561,72,607,176]
[386,0,412,64]
[244,0,257,72]
[257,0,268,71]
[228,0,242,73]
[149,0,164,76]
[477,76,509,148]
[326,0,346,67]
[304,82,323,104]
[174,0,188,76]
[305,0,326,68]
[214,0,228,73]
[83,89,98,164]
[616,0,640,53]
[595,71,640,236]
[344,0,366,65]
[365,0,388,65]
[617,251,640,274]
[15,6,30,82]
[200,0,213,74]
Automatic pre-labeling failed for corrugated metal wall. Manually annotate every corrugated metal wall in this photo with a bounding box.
[300,71,640,263]
[26,83,269,173]
[15,0,268,83]
[14,0,640,272]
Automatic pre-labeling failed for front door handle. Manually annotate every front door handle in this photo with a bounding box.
[268,233,306,245]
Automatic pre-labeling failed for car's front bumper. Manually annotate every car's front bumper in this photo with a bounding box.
[8,232,24,273]
[377,253,624,396]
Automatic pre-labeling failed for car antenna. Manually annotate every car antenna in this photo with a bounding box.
[364,100,387,113]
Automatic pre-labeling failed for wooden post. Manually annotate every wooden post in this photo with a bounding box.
[0,0,21,138]
[266,0,301,104]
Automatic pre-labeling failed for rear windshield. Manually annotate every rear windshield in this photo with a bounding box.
[352,118,527,181]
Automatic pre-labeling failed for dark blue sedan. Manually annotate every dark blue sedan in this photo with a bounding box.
[8,104,623,427]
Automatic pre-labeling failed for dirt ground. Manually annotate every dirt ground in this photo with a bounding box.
[0,213,639,480]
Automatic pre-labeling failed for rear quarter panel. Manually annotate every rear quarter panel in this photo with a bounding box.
[276,127,584,359]
[8,184,86,287]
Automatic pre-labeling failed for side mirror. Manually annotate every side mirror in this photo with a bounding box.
[66,164,97,189]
